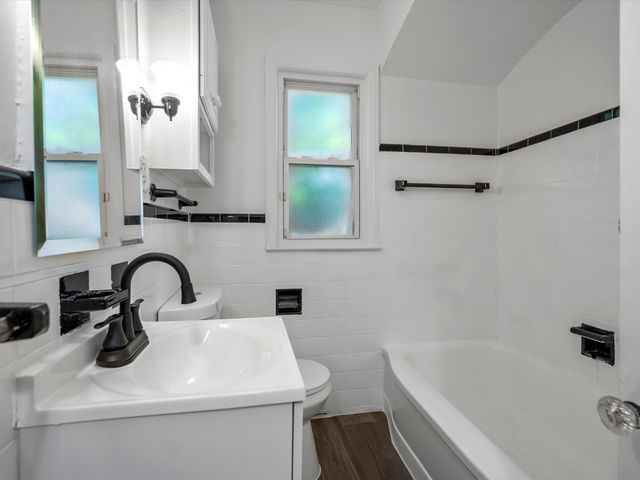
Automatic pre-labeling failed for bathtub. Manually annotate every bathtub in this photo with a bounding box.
[383,339,617,480]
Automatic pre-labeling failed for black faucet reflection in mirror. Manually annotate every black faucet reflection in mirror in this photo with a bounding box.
[94,253,197,368]
[59,270,130,335]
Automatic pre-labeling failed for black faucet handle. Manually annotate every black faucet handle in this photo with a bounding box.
[95,313,124,330]
[131,298,145,309]
[94,314,128,352]
[130,298,145,333]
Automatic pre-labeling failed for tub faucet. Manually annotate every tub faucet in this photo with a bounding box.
[94,253,197,368]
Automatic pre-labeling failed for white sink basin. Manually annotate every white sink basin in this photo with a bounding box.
[94,323,279,396]
[16,317,304,427]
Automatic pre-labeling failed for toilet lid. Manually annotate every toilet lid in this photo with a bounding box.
[297,359,330,396]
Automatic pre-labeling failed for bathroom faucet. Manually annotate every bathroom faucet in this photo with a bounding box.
[94,253,197,368]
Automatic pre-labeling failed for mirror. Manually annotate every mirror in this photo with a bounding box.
[32,0,143,256]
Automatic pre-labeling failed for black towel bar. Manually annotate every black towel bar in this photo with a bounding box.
[149,184,198,209]
[395,180,490,192]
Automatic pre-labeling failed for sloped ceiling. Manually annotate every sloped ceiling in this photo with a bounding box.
[383,0,580,85]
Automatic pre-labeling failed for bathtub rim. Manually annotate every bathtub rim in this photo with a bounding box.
[383,339,532,480]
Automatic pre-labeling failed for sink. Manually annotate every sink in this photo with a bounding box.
[16,317,305,427]
[93,323,280,395]
[15,317,306,480]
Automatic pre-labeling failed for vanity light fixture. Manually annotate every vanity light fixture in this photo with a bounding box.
[149,60,186,122]
[116,59,185,124]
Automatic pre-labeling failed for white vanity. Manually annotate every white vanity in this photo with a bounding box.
[16,318,305,480]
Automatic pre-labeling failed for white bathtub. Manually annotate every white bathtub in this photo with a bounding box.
[383,339,617,480]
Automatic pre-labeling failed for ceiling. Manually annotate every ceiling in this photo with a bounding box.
[296,0,383,10]
[383,0,580,85]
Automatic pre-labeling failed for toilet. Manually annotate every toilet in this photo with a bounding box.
[297,358,331,480]
[157,285,223,321]
[158,287,331,480]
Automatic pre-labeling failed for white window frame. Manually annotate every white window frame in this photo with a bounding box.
[265,55,380,251]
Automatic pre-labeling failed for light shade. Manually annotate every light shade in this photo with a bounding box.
[150,60,187,98]
[115,58,141,96]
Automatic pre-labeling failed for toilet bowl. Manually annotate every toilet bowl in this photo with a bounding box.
[297,359,331,480]
[158,287,331,479]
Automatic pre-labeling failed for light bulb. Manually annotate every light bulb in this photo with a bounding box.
[115,58,141,96]
[150,60,187,99]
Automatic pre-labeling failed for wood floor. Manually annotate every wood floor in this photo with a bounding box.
[311,411,412,480]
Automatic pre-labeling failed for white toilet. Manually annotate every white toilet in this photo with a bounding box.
[157,286,331,480]
[297,359,331,480]
[157,285,223,321]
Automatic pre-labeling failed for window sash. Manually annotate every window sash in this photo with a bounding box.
[284,80,359,162]
[282,80,361,240]
[283,158,360,240]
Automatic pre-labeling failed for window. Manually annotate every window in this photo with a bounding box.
[284,81,359,239]
[266,56,379,250]
[43,67,104,240]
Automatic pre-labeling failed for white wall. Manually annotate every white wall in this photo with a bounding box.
[381,76,496,147]
[182,0,500,414]
[497,121,619,391]
[494,2,620,438]
[618,1,640,477]
[188,152,498,413]
[498,0,619,146]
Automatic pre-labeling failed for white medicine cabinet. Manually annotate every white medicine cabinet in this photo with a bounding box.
[138,0,219,187]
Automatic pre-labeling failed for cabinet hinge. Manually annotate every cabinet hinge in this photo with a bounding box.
[280,192,287,202]
[103,192,110,203]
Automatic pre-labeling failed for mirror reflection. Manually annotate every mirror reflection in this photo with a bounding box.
[34,0,143,256]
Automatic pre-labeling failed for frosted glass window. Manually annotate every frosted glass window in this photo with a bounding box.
[288,165,354,237]
[45,160,101,239]
[287,86,354,160]
[44,72,102,154]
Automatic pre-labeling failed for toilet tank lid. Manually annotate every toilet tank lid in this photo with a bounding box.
[157,285,223,321]
[297,359,330,395]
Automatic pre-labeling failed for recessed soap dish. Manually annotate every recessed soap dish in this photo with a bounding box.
[569,323,615,366]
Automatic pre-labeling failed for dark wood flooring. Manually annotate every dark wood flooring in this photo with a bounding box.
[311,411,413,480]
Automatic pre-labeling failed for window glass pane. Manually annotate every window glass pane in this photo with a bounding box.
[45,160,101,239]
[44,72,102,154]
[289,164,354,237]
[287,87,353,160]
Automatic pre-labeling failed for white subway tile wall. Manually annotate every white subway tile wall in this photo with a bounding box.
[187,153,500,414]
[0,122,620,480]
[498,120,620,392]
[0,201,189,480]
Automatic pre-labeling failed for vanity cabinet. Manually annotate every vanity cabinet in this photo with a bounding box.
[138,0,219,187]
[20,404,300,480]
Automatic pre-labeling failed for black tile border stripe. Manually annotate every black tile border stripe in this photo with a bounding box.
[0,165,34,202]
[191,213,266,224]
[124,215,141,226]
[143,203,189,222]
[380,106,620,157]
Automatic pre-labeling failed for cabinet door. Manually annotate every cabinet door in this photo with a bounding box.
[199,105,215,185]
[199,0,219,131]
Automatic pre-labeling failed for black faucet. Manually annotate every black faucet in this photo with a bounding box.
[94,253,197,368]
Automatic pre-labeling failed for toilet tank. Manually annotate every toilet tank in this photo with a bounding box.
[157,285,223,321]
